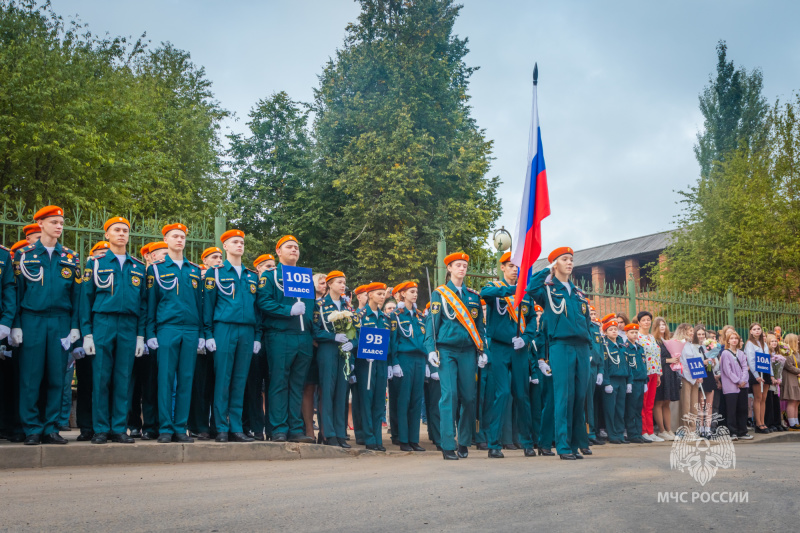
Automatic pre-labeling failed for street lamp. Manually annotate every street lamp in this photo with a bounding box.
[493,226,512,256]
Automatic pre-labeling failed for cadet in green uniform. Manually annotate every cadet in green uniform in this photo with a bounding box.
[256,235,315,444]
[146,223,204,443]
[0,241,21,441]
[587,307,606,446]
[525,305,556,455]
[204,230,259,443]
[424,252,487,460]
[0,241,16,363]
[349,285,370,445]
[481,252,536,458]
[354,282,390,451]
[388,281,427,452]
[12,206,81,445]
[623,323,649,443]
[527,247,592,460]
[312,271,356,448]
[422,303,442,449]
[79,218,147,444]
[601,319,630,444]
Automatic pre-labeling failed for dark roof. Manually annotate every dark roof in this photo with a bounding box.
[532,230,675,270]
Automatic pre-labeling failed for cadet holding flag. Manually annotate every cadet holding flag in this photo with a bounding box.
[12,206,81,445]
[79,218,147,444]
[146,223,204,443]
[203,230,260,443]
[424,252,487,461]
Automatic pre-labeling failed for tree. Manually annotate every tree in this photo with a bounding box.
[310,0,501,284]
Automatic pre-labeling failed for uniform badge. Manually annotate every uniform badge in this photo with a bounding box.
[205,278,215,290]
[147,275,154,289]
[250,283,256,294]
[522,305,529,315]
[0,267,2,276]
[14,263,21,276]
[595,334,601,344]
[314,311,320,321]
[470,307,479,319]
[581,303,587,315]
[132,275,141,287]
[258,278,266,289]
[431,302,441,314]
[83,268,92,281]
[192,279,198,289]
[67,254,73,260]
[391,320,397,331]
[61,267,72,279]
[421,326,426,334]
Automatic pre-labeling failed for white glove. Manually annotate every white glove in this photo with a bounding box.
[205,338,217,352]
[397,301,406,309]
[60,336,71,350]
[605,385,613,394]
[431,372,439,381]
[290,301,306,316]
[477,353,488,368]
[538,359,551,376]
[144,345,150,355]
[530,377,539,385]
[348,375,357,384]
[644,384,648,393]
[335,333,348,343]
[197,338,206,352]
[596,374,603,386]
[10,328,22,346]
[72,347,86,360]
[392,364,403,378]
[388,367,393,379]
[626,384,632,394]
[135,336,145,357]
[253,341,261,354]
[428,351,439,368]
[426,365,431,378]
[0,324,9,341]
[147,338,159,350]
[0,347,8,360]
[69,329,81,343]
[512,337,525,350]
[547,260,558,271]
[341,341,353,352]
[83,334,96,356]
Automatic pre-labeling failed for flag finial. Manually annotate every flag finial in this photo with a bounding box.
[533,63,538,86]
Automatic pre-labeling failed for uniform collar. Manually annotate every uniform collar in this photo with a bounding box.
[446,280,465,298]
[32,239,62,255]
[99,250,130,266]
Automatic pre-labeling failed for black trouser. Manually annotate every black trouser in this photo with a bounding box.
[75,356,93,433]
[764,390,781,427]
[0,354,22,436]
[724,390,748,437]
[243,351,268,437]
[128,350,158,434]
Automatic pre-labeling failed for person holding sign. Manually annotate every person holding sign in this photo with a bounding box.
[388,281,427,452]
[678,325,705,433]
[256,235,315,444]
[146,223,204,443]
[601,319,629,445]
[424,252,487,461]
[623,324,649,444]
[743,323,771,434]
[355,282,391,451]
[719,331,753,440]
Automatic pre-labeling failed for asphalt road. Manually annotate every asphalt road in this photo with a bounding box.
[1,440,797,531]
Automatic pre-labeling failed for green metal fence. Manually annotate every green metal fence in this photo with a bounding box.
[1,201,224,267]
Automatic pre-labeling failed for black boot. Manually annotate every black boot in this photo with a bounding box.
[488,449,504,458]
[457,445,469,458]
[91,433,108,444]
[216,432,229,442]
[442,449,459,460]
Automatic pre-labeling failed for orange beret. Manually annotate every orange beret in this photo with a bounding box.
[161,223,188,236]
[602,320,619,332]
[393,281,418,296]
[103,217,130,232]
[366,282,387,293]
[534,305,543,312]
[253,254,274,268]
[444,252,469,265]
[547,246,573,264]
[480,299,486,306]
[601,313,616,324]
[90,241,110,255]
[201,247,222,260]
[140,243,151,257]
[624,323,639,332]
[589,305,596,311]
[33,205,64,221]
[353,285,369,296]
[149,242,168,252]
[220,229,245,243]
[23,224,41,236]
[500,251,512,263]
[326,270,345,283]
[10,239,28,255]
[275,235,299,252]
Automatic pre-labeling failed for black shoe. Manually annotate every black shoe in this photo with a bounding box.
[442,449,459,460]
[502,443,519,450]
[608,439,622,444]
[376,445,386,452]
[592,439,606,445]
[560,453,576,460]
[230,432,255,442]
[580,448,592,455]
[24,434,41,446]
[628,437,645,443]
[325,437,339,446]
[410,443,425,452]
[343,434,351,440]
[195,432,211,441]
[337,438,351,449]
[77,431,94,442]
[42,432,68,445]
[355,438,365,445]
[141,432,158,440]
[172,433,194,443]
[288,434,314,444]
[157,433,172,443]
[621,439,631,444]
[91,433,108,444]
[488,449,504,458]
[524,448,536,457]
[457,445,469,458]
[574,453,584,459]
[538,448,555,456]
[475,442,488,451]
[317,433,325,444]
[272,433,287,442]
[366,444,381,451]
[253,433,265,441]
[113,433,135,444]
[400,443,413,452]
[216,433,229,442]
[129,429,143,439]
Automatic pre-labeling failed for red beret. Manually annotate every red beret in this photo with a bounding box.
[33,205,64,221]
[103,217,130,232]
[162,223,188,236]
[444,252,469,265]
[547,247,573,264]
[220,229,245,243]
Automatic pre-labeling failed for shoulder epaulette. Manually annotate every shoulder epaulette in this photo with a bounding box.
[187,260,200,269]
[466,287,479,295]
[20,244,36,253]
[245,267,256,274]
[211,264,222,269]
[151,259,165,265]
[131,256,144,265]
[358,308,368,318]
[0,244,9,253]
[62,247,77,256]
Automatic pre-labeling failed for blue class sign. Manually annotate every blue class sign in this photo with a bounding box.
[282,265,315,299]
[754,352,772,374]
[357,326,389,361]
[686,357,707,380]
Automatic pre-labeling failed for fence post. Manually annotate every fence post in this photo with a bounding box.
[436,233,446,288]
[214,214,226,259]
[727,286,735,327]
[627,273,636,319]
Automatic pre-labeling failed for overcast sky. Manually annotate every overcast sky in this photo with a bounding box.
[57,0,800,256]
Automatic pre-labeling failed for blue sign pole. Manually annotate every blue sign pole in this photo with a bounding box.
[282,265,315,331]
[754,352,771,393]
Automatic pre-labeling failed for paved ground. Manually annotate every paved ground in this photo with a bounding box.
[1,437,797,531]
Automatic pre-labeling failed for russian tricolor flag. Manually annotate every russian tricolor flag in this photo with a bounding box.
[511,65,550,307]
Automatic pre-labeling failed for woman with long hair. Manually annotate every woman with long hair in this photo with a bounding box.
[744,323,771,433]
[679,324,704,434]
[765,334,786,432]
[653,317,679,440]
[719,331,753,440]
[635,311,663,442]
[781,334,800,430]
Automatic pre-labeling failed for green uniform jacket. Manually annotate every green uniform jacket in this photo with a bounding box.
[145,255,203,339]
[358,306,391,335]
[602,337,631,386]
[0,245,17,329]
[79,252,147,337]
[481,279,524,345]
[626,341,648,382]
[589,321,604,372]
[423,281,487,354]
[203,261,259,337]
[389,306,427,366]
[526,268,591,346]
[12,240,80,329]
[256,263,315,333]
[312,295,359,346]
